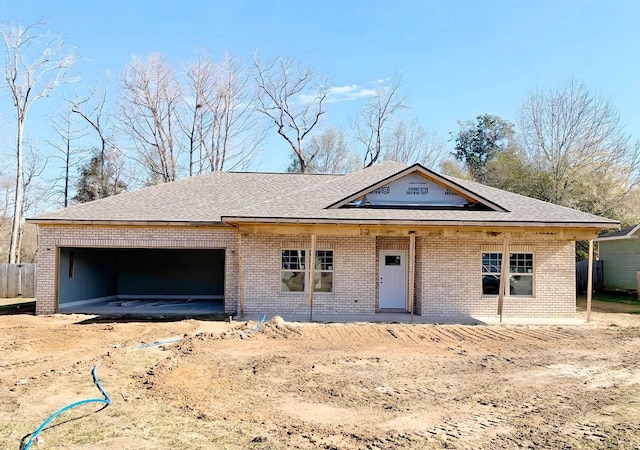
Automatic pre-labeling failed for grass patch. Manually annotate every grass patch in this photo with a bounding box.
[0,299,35,315]
[577,291,640,314]
[585,291,639,305]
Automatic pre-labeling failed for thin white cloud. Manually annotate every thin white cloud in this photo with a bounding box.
[299,84,377,104]
[326,84,377,103]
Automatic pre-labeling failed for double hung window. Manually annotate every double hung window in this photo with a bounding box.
[481,252,533,296]
[281,249,333,292]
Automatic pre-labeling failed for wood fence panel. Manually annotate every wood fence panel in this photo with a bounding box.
[576,260,604,294]
[0,264,7,298]
[1,263,36,298]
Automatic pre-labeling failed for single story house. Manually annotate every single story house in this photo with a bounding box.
[596,224,640,291]
[27,161,618,320]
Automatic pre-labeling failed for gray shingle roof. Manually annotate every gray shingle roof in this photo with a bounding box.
[596,224,639,241]
[29,161,619,228]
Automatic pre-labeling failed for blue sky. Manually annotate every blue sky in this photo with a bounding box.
[1,0,640,172]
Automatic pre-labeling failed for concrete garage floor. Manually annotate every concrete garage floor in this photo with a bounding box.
[59,298,225,317]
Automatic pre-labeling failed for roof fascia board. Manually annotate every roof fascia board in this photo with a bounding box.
[26,219,226,227]
[222,215,618,229]
[326,163,508,212]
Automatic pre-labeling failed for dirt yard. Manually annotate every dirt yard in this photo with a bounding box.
[1,311,640,450]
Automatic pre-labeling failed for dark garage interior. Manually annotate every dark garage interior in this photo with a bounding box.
[57,247,226,316]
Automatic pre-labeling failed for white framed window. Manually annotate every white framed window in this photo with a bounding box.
[482,252,534,296]
[281,249,334,293]
[509,253,534,296]
[314,250,334,292]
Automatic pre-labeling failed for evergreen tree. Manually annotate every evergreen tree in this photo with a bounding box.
[451,114,514,183]
[73,150,127,203]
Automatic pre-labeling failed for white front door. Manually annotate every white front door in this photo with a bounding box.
[379,250,408,309]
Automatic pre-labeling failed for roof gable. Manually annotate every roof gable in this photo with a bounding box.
[327,163,508,212]
[596,224,638,241]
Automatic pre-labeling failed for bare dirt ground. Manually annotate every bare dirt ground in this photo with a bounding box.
[1,310,640,449]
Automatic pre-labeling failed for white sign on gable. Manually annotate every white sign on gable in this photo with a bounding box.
[364,172,468,206]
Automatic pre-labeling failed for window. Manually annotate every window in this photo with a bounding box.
[314,250,333,292]
[509,253,533,296]
[282,250,306,292]
[481,253,502,295]
[385,255,401,266]
[481,252,533,296]
[281,249,334,293]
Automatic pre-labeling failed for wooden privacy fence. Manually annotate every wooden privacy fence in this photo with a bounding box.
[576,260,603,294]
[0,263,36,298]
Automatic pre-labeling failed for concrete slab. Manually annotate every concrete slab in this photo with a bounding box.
[239,312,589,326]
[59,298,224,316]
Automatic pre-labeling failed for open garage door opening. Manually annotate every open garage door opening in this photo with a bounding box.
[57,248,226,316]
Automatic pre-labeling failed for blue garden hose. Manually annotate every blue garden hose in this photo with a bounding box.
[136,338,182,349]
[244,314,267,334]
[22,365,111,450]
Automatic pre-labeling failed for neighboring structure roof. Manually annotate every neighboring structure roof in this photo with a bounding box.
[596,224,640,241]
[28,161,619,229]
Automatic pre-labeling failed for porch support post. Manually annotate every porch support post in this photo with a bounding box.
[308,234,317,321]
[586,239,594,323]
[497,236,510,323]
[237,231,245,317]
[409,233,416,322]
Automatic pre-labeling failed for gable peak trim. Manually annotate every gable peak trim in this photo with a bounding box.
[326,163,509,212]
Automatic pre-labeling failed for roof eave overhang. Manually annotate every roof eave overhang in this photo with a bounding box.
[26,218,226,227]
[222,216,619,229]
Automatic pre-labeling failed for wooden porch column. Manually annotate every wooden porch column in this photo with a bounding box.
[409,233,416,321]
[308,234,317,321]
[586,239,594,323]
[497,236,510,323]
[237,232,245,317]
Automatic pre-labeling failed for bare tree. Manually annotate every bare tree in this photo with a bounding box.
[254,56,327,173]
[48,101,88,206]
[181,51,211,176]
[120,54,182,184]
[1,20,74,263]
[72,83,119,196]
[517,79,640,218]
[354,74,407,168]
[287,127,359,174]
[182,51,262,175]
[17,143,49,261]
[383,119,445,167]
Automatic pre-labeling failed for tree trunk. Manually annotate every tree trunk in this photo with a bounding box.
[8,118,24,264]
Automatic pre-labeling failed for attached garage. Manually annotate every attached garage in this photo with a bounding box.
[57,247,226,315]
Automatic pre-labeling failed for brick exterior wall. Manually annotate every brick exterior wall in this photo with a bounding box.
[35,225,238,315]
[418,236,576,318]
[35,225,577,319]
[242,234,376,315]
